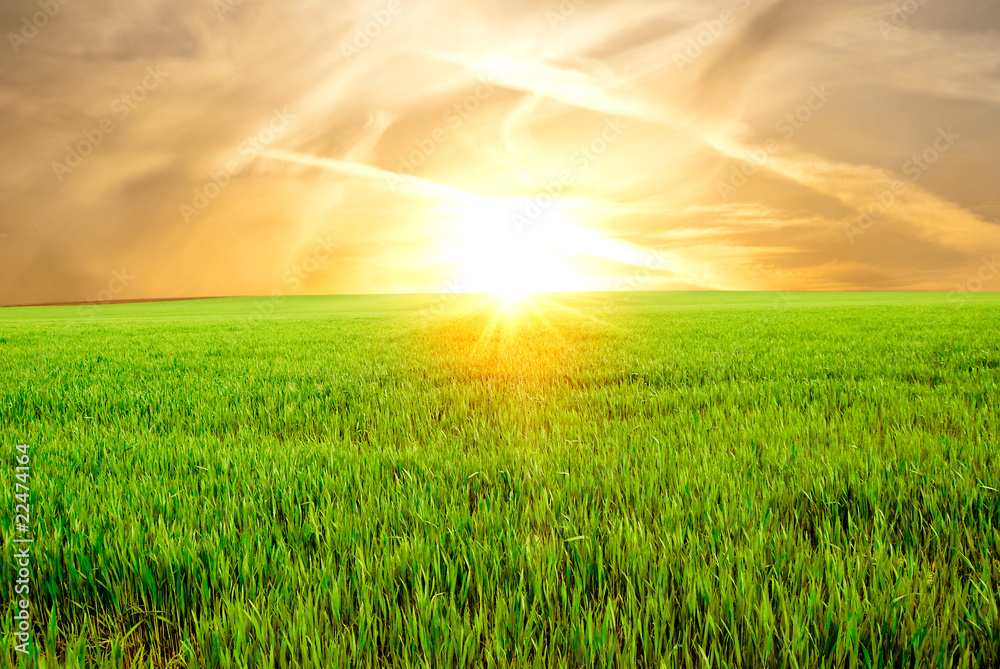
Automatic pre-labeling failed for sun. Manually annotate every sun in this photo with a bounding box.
[442,196,594,303]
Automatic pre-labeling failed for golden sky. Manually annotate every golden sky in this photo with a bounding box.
[1,0,999,305]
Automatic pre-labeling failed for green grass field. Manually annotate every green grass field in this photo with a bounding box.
[1,292,998,668]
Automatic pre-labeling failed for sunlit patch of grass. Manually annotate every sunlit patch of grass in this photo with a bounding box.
[0,292,998,667]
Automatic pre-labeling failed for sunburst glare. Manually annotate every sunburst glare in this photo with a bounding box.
[438,196,616,304]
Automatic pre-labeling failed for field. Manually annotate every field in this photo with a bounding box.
[1,292,998,668]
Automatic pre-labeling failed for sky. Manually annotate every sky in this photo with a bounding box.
[1,0,999,305]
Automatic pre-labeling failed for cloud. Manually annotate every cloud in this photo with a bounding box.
[0,0,998,305]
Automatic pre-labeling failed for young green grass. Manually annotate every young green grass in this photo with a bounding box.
[1,292,998,667]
